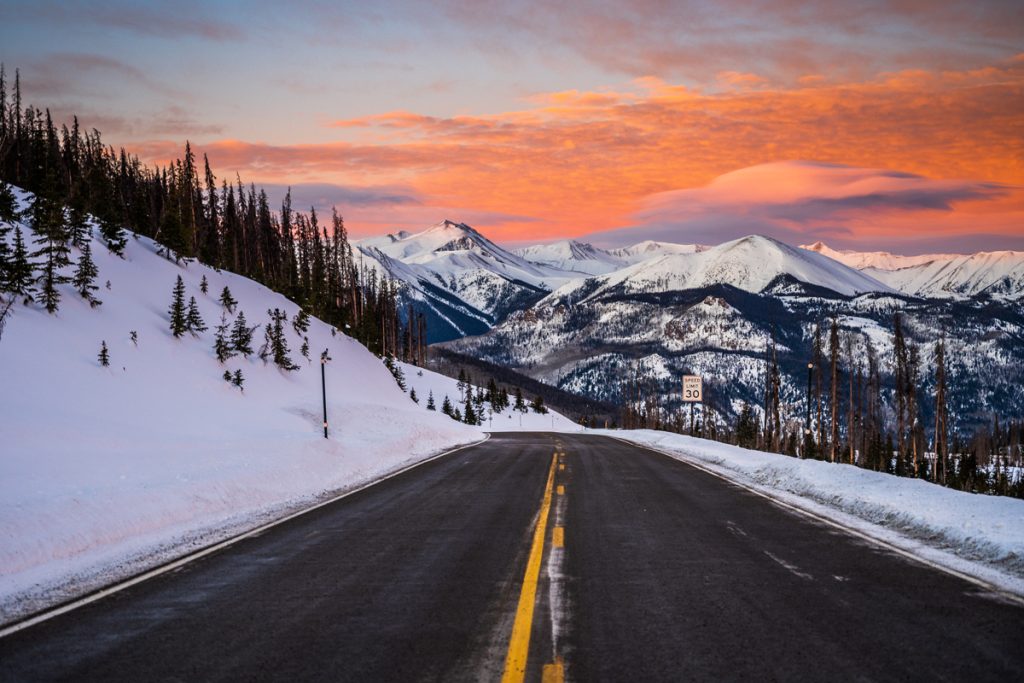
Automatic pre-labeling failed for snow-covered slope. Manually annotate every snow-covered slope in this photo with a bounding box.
[800,242,1024,300]
[0,190,571,621]
[513,240,627,275]
[553,235,891,302]
[610,240,708,261]
[355,221,583,342]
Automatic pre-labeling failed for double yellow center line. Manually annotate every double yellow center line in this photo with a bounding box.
[501,451,565,683]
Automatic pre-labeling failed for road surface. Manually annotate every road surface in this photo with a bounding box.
[2,432,1022,681]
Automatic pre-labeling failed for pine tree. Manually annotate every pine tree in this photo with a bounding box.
[72,239,100,306]
[514,387,526,412]
[230,310,254,355]
[213,312,234,363]
[828,316,840,462]
[67,189,90,248]
[0,179,17,224]
[218,285,237,313]
[410,387,418,403]
[168,275,187,338]
[736,401,757,449]
[933,336,949,486]
[232,369,244,391]
[300,336,310,361]
[31,175,72,314]
[292,308,310,335]
[427,390,436,410]
[384,354,406,390]
[464,396,478,425]
[98,340,109,367]
[6,226,35,301]
[130,330,138,345]
[186,296,207,334]
[530,394,548,414]
[261,308,297,371]
[223,369,232,384]
[442,395,453,416]
[199,274,209,294]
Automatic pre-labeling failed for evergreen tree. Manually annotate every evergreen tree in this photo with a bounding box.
[427,390,436,411]
[261,308,297,370]
[98,340,109,367]
[464,396,478,425]
[232,369,244,391]
[213,312,234,363]
[0,179,17,224]
[223,369,232,383]
[410,387,418,403]
[67,189,90,248]
[736,401,757,449]
[168,274,187,337]
[199,274,209,294]
[384,354,406,390]
[186,296,207,334]
[530,394,548,414]
[442,395,453,416]
[514,387,526,412]
[31,175,71,314]
[130,330,138,345]
[6,226,35,301]
[292,308,310,335]
[300,336,310,361]
[71,239,100,305]
[218,285,237,313]
[230,310,254,355]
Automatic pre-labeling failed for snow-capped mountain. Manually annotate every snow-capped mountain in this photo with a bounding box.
[355,220,582,342]
[551,235,891,303]
[440,237,1022,430]
[513,240,627,275]
[609,240,708,261]
[801,242,1024,300]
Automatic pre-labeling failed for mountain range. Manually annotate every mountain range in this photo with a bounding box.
[354,221,1023,429]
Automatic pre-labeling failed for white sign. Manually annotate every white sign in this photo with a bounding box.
[682,375,703,402]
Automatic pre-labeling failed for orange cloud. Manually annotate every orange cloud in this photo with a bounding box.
[132,57,1023,246]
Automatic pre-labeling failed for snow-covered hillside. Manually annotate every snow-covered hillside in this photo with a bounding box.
[355,221,582,342]
[513,239,627,275]
[551,234,891,303]
[0,190,571,622]
[801,242,1024,300]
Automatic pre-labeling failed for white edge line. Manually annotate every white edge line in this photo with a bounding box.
[606,434,1024,608]
[0,434,491,639]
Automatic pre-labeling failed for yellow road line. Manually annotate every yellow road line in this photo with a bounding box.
[556,485,565,495]
[552,527,564,548]
[559,463,565,472]
[541,658,565,683]
[501,454,558,683]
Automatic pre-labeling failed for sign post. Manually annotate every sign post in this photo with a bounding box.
[682,375,703,436]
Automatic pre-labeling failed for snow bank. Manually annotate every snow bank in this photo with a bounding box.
[0,190,485,623]
[601,430,1024,595]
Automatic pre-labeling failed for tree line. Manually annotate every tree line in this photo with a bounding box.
[0,65,428,364]
[620,313,1023,499]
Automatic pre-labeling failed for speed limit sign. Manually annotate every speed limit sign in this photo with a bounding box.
[682,375,702,402]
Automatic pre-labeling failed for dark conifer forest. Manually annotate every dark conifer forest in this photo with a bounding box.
[0,66,427,364]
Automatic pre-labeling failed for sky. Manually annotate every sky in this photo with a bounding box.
[2,0,1022,253]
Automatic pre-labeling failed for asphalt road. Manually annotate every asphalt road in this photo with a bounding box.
[2,432,1022,682]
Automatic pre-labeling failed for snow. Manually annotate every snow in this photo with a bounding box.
[602,430,1024,595]
[513,240,627,276]
[547,234,892,302]
[0,190,509,622]
[397,360,583,432]
[801,241,1024,300]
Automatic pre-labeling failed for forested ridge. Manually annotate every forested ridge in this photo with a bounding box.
[0,65,426,364]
